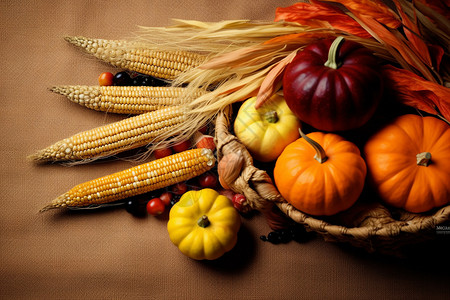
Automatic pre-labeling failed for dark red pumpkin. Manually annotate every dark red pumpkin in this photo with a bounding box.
[283,36,383,132]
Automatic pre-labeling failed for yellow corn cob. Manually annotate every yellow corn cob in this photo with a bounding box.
[30,105,186,162]
[40,148,215,211]
[50,85,204,114]
[64,36,206,80]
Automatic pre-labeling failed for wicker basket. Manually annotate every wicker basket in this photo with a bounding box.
[214,105,450,256]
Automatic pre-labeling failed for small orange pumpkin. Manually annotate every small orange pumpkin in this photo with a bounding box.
[364,114,450,213]
[274,130,366,216]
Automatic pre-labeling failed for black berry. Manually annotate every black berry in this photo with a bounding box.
[278,229,292,243]
[267,231,281,244]
[113,71,132,86]
[291,225,308,243]
[125,199,146,216]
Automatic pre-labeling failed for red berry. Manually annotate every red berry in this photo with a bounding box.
[195,135,216,151]
[159,191,173,206]
[172,182,188,195]
[146,198,165,216]
[172,140,191,153]
[98,72,114,86]
[198,172,218,188]
[232,194,247,212]
[154,147,173,159]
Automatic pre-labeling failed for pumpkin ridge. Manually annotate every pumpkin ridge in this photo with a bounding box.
[422,116,449,153]
[192,230,206,260]
[169,225,194,245]
[260,126,281,153]
[302,165,326,214]
[213,226,236,248]
[244,122,264,146]
[285,166,306,205]
[322,164,343,215]
[203,230,222,259]
[322,135,356,155]
[426,133,450,157]
[338,66,378,120]
[286,160,315,208]
[394,118,423,154]
[198,191,216,214]
[208,207,237,224]
[208,197,237,218]
[402,175,419,210]
[403,170,437,212]
[317,71,338,125]
[373,153,414,183]
[298,67,326,109]
[422,165,450,209]
[333,71,353,120]
[178,229,201,258]
[309,42,329,63]
[326,155,363,194]
[379,166,416,208]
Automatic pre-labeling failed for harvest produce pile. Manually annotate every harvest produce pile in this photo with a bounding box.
[31,0,449,259]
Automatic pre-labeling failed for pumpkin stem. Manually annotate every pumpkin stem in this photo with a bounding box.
[299,128,328,164]
[264,111,279,123]
[197,215,210,228]
[324,36,345,70]
[416,152,431,167]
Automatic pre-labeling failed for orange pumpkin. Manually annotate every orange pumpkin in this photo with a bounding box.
[274,130,366,216]
[364,114,450,213]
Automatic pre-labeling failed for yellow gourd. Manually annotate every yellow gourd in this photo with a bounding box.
[234,94,300,162]
[167,189,241,260]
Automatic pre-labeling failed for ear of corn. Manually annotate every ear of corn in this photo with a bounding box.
[50,85,205,114]
[64,36,206,80]
[29,105,186,162]
[40,148,215,211]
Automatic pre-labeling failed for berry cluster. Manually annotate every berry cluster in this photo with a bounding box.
[260,224,313,244]
[98,71,168,87]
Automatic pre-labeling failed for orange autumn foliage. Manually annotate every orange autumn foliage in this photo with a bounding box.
[382,65,450,122]
[321,0,402,29]
[274,2,372,38]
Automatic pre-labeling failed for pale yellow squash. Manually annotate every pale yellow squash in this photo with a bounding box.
[234,94,300,162]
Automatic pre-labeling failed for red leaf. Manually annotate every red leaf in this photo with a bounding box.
[414,0,450,19]
[382,65,450,121]
[350,13,436,82]
[428,44,444,71]
[321,0,402,29]
[274,2,372,38]
[393,0,432,66]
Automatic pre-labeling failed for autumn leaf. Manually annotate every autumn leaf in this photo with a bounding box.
[274,2,372,38]
[321,0,402,29]
[392,0,432,67]
[382,65,450,122]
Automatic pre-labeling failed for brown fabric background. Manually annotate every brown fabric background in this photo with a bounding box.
[1,0,449,299]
